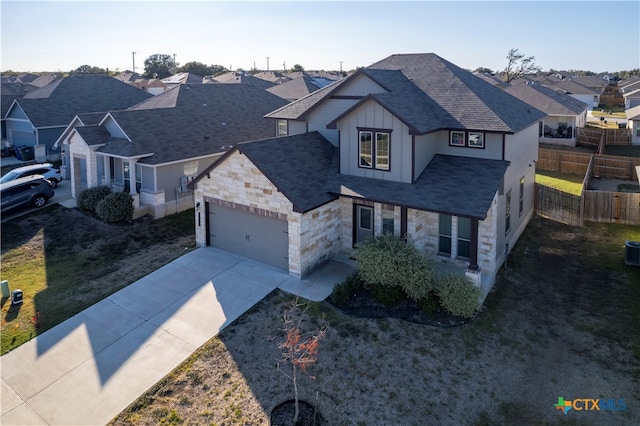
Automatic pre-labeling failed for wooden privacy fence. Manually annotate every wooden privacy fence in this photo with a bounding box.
[535,184,583,226]
[576,127,631,149]
[538,148,640,180]
[583,191,640,224]
[536,149,640,226]
[592,154,640,180]
[537,148,591,174]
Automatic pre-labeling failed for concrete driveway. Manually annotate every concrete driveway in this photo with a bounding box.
[0,247,354,425]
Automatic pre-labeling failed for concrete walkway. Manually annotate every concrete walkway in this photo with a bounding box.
[0,247,355,425]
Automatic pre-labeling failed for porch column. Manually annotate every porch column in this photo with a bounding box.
[103,156,111,186]
[469,218,479,271]
[129,159,138,196]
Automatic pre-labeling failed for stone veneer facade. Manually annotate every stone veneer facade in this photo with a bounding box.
[194,150,502,286]
[194,150,342,279]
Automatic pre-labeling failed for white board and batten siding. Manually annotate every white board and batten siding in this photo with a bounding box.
[337,100,413,183]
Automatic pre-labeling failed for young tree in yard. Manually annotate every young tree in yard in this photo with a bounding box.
[502,48,540,83]
[143,53,177,79]
[278,298,327,424]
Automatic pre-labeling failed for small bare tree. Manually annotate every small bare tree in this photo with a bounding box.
[277,298,327,424]
[502,48,540,83]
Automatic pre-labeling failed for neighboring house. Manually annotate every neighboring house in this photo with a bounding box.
[114,70,151,92]
[624,88,640,110]
[161,72,204,89]
[503,81,589,147]
[1,82,37,139]
[266,75,322,101]
[253,71,290,84]
[3,74,152,154]
[192,53,546,296]
[626,105,640,146]
[56,84,289,218]
[539,76,600,108]
[208,71,276,90]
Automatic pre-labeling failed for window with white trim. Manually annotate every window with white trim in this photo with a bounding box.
[359,130,390,171]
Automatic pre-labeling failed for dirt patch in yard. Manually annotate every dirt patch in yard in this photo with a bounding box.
[111,216,640,426]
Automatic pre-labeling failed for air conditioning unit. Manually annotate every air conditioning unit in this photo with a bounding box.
[625,241,640,267]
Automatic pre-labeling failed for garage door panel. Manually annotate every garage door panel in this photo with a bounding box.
[209,205,288,271]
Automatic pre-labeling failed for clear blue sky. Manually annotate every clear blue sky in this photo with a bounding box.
[1,1,638,74]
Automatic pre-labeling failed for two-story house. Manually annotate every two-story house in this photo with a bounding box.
[191,53,546,295]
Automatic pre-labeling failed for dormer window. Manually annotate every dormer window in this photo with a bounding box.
[359,128,391,171]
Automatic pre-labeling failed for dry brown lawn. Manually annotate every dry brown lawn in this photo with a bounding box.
[110,216,640,426]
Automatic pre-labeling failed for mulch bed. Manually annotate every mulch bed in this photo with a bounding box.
[326,288,468,328]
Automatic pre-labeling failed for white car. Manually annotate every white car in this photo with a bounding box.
[0,163,62,188]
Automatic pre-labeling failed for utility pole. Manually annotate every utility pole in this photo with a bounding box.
[340,61,343,73]
[266,57,270,71]
[132,51,136,73]
[173,53,177,68]
[283,61,286,72]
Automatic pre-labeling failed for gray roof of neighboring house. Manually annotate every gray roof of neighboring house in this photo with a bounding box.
[1,83,37,117]
[266,75,321,101]
[210,72,276,90]
[538,76,598,95]
[253,71,290,83]
[626,105,640,121]
[161,72,204,85]
[503,82,589,116]
[268,53,546,134]
[86,84,288,165]
[10,74,152,128]
[623,88,640,99]
[265,77,350,120]
[325,153,509,219]
[234,131,338,213]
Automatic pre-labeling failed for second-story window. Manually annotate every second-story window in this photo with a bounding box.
[359,129,391,171]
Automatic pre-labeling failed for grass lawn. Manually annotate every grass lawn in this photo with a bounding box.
[535,170,584,195]
[591,109,626,119]
[0,205,195,355]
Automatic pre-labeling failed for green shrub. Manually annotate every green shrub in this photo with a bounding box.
[355,234,434,301]
[330,273,364,305]
[77,186,112,213]
[370,284,406,307]
[419,292,440,315]
[96,192,134,223]
[437,274,481,319]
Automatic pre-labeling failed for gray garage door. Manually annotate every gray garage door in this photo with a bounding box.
[209,204,289,271]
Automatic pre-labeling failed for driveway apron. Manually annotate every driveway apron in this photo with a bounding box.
[0,247,308,425]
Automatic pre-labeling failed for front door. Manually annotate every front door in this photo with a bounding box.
[355,205,374,245]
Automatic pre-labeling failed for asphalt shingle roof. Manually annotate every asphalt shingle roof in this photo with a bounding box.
[367,53,546,133]
[13,74,152,128]
[503,82,589,115]
[267,53,546,133]
[88,84,289,165]
[266,75,320,101]
[325,153,509,219]
[234,131,338,213]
